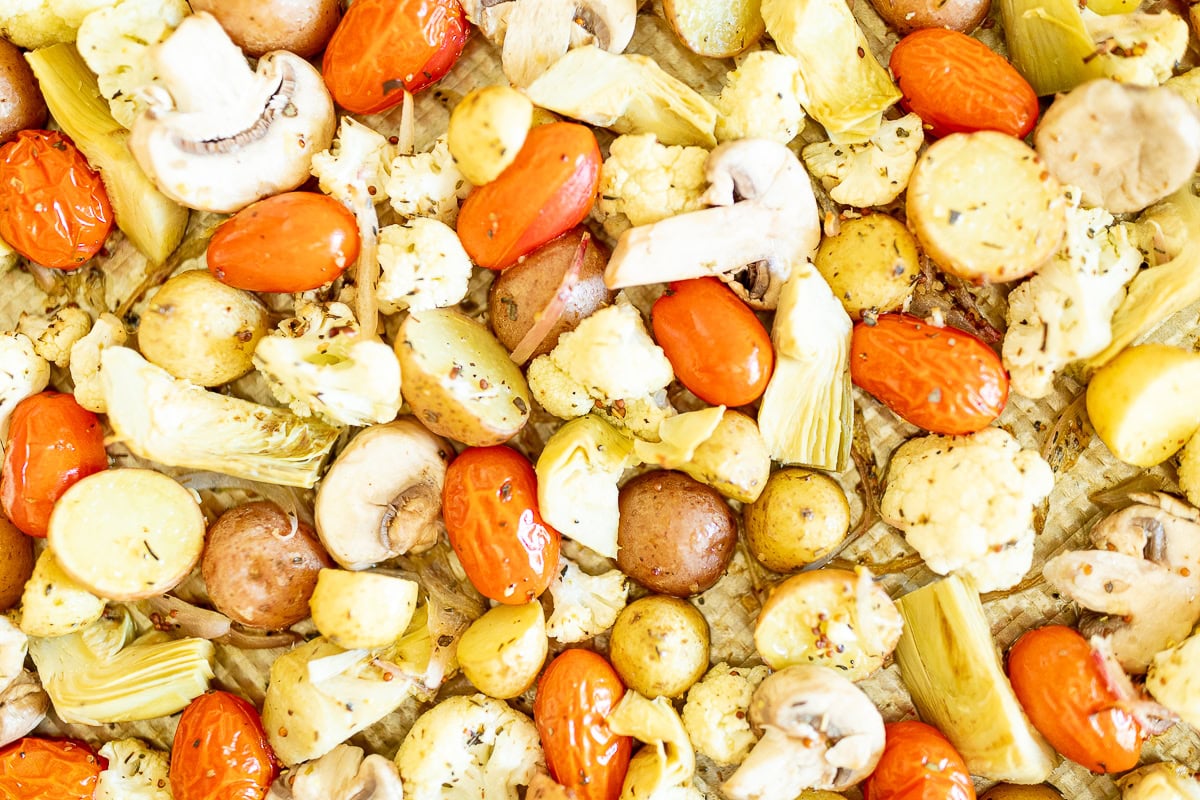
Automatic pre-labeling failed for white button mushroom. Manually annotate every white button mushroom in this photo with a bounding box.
[290,744,405,800]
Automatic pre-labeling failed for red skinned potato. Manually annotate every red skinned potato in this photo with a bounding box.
[868,0,990,34]
[189,0,341,57]
[0,40,47,144]
[0,516,33,611]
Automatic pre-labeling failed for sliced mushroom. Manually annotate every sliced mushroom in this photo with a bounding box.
[291,744,404,800]
[722,665,885,800]
[0,616,25,694]
[315,419,451,570]
[0,671,49,748]
[129,12,336,213]
[605,139,821,309]
[1043,492,1200,673]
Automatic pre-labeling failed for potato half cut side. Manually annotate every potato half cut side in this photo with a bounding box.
[48,468,205,601]
[664,0,766,58]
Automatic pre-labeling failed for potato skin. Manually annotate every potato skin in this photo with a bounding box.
[868,0,990,34]
[610,595,710,698]
[616,470,737,596]
[814,214,920,321]
[202,501,333,630]
[744,468,851,572]
[189,0,341,57]
[0,515,33,610]
[0,39,46,145]
[489,228,613,360]
[137,270,268,387]
[448,85,533,186]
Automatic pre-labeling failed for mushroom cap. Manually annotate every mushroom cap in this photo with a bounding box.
[500,0,638,86]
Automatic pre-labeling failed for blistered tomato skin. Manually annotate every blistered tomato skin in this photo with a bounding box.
[863,720,975,800]
[652,277,774,407]
[851,313,1008,436]
[206,192,360,293]
[442,446,560,604]
[534,649,632,800]
[0,737,105,800]
[890,28,1039,140]
[457,122,603,271]
[0,130,113,270]
[0,392,108,538]
[322,0,469,114]
[1008,625,1143,774]
[170,691,279,800]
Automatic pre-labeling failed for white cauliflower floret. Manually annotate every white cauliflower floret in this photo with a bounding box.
[594,134,709,239]
[0,235,17,274]
[0,0,118,49]
[880,427,1055,593]
[1082,9,1189,86]
[253,301,402,427]
[69,313,126,413]
[311,117,396,205]
[528,296,675,439]
[682,663,770,766]
[395,694,544,800]
[16,306,91,368]
[1119,762,1200,800]
[291,744,403,800]
[1166,67,1200,109]
[376,217,472,313]
[1147,630,1200,729]
[0,332,50,440]
[75,0,189,128]
[1002,190,1143,399]
[386,135,472,225]
[801,113,924,207]
[545,557,629,643]
[95,739,172,800]
[714,51,806,144]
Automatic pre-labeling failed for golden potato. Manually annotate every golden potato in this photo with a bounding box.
[744,468,850,572]
[309,569,419,649]
[980,786,1064,800]
[137,270,268,387]
[610,595,710,698]
[457,601,548,699]
[0,515,33,610]
[663,0,766,58]
[448,86,533,185]
[681,410,771,503]
[814,214,920,320]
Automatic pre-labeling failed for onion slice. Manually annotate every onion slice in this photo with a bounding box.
[1089,635,1177,736]
[143,595,232,640]
[349,186,381,341]
[508,232,590,366]
[177,471,307,537]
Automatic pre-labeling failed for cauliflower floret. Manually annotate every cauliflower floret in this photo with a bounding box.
[528,296,675,439]
[714,51,806,144]
[545,557,629,643]
[1147,630,1200,729]
[1002,190,1143,399]
[395,694,544,800]
[594,134,709,240]
[0,332,50,439]
[1166,67,1200,109]
[95,739,172,800]
[1119,762,1200,800]
[1082,9,1189,86]
[69,313,126,413]
[16,306,92,368]
[682,663,770,766]
[376,217,472,313]
[880,427,1055,593]
[291,744,403,800]
[311,117,396,205]
[252,301,402,427]
[801,113,924,208]
[386,135,472,225]
[0,0,117,48]
[75,0,189,128]
[0,235,18,274]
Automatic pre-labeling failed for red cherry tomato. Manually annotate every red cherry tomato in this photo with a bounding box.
[442,445,560,604]
[851,313,1008,435]
[1008,625,1143,773]
[322,0,468,114]
[863,720,975,800]
[0,130,113,269]
[0,737,105,800]
[457,122,602,270]
[1,392,108,537]
[170,691,278,800]
[534,649,632,800]
[652,277,774,407]
[206,191,360,293]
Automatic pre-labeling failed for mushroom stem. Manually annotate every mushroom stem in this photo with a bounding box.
[381,483,442,555]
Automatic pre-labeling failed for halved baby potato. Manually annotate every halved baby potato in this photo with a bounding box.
[456,600,548,699]
[48,469,205,601]
[19,550,105,638]
[663,0,766,58]
[309,569,420,650]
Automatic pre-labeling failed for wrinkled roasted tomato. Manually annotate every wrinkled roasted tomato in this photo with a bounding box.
[170,691,279,800]
[864,720,976,800]
[0,737,105,800]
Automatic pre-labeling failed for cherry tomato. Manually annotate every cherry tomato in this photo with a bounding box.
[890,29,1039,140]
[170,691,278,800]
[850,313,1008,435]
[863,720,975,800]
[206,192,360,293]
[1,392,108,538]
[442,445,560,604]
[652,277,773,407]
[1007,625,1143,773]
[0,737,105,800]
[323,0,468,114]
[0,130,113,269]
[534,649,632,800]
[458,122,602,271]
